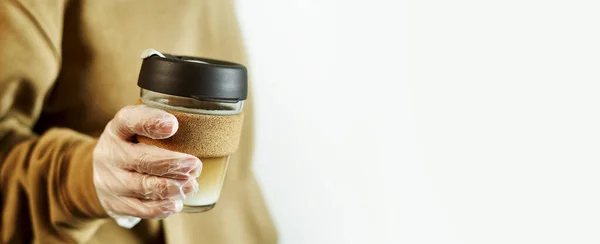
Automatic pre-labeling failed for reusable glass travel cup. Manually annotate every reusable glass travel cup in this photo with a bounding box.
[136,49,246,212]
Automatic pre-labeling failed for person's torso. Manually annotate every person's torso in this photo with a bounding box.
[35,0,247,138]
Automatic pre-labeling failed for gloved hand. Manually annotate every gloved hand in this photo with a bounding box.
[93,105,201,225]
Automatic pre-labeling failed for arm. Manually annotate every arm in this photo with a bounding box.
[1,1,204,242]
[0,1,108,242]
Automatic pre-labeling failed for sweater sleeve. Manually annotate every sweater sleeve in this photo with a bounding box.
[0,1,109,243]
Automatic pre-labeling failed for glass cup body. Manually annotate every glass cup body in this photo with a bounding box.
[140,89,243,212]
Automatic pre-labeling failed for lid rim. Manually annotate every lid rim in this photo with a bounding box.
[137,53,248,103]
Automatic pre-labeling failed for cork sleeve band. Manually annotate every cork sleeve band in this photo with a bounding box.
[137,109,244,158]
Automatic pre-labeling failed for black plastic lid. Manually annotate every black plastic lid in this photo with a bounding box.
[137,53,248,103]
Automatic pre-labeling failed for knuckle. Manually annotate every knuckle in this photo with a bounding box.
[150,177,168,194]
[115,106,133,121]
[139,175,154,192]
[124,172,141,189]
[136,151,151,164]
[139,119,153,131]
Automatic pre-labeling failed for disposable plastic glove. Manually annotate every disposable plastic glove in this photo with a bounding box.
[93,105,201,226]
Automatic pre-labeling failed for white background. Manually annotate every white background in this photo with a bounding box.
[409,1,600,243]
[239,0,600,244]
[237,1,407,243]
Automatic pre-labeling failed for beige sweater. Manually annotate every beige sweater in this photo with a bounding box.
[0,0,277,243]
